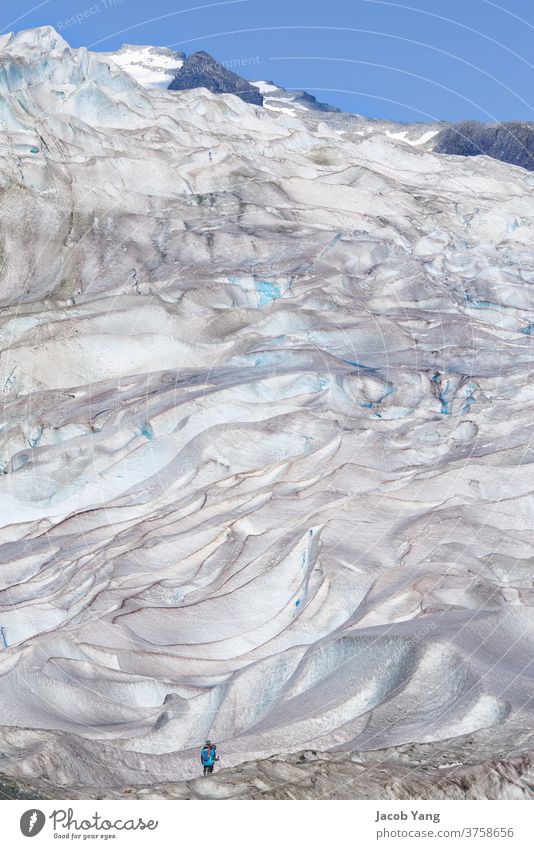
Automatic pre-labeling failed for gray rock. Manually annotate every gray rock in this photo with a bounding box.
[1,728,532,800]
[168,51,263,106]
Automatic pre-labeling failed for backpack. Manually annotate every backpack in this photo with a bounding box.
[201,746,214,766]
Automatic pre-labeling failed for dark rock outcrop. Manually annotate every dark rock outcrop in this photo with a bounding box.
[168,51,263,106]
[293,90,340,113]
[434,120,534,171]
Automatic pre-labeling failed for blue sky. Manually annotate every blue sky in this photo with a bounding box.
[2,0,534,122]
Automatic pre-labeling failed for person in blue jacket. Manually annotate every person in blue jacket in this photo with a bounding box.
[200,740,219,775]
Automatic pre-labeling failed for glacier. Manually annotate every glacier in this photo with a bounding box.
[0,26,533,796]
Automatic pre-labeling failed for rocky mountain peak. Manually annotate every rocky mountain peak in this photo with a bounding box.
[168,50,263,106]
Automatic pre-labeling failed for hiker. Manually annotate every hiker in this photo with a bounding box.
[200,740,219,775]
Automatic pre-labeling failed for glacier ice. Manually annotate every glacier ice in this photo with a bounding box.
[0,26,533,790]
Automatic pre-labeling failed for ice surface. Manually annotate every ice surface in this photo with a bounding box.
[0,26,533,789]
